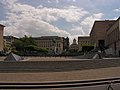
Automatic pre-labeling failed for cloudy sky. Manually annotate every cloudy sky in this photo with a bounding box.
[0,0,120,43]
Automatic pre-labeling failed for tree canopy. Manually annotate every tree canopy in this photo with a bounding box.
[12,35,48,55]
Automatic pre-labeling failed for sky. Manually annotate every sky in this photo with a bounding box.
[0,0,120,43]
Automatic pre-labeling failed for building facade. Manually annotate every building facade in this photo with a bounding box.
[0,24,5,52]
[106,17,120,56]
[33,36,64,54]
[90,20,115,49]
[69,38,78,52]
[78,36,91,51]
[63,37,69,51]
[3,36,17,51]
[90,17,120,56]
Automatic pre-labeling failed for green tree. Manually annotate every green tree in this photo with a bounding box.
[12,39,24,51]
[12,35,48,55]
[20,35,36,46]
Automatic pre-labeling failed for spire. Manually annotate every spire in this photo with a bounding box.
[73,38,77,44]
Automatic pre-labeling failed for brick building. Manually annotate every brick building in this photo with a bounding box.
[90,20,115,49]
[78,36,91,51]
[0,24,5,52]
[106,17,120,56]
[33,36,64,54]
[90,17,120,56]
[3,36,17,51]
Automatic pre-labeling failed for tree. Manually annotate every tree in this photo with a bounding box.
[12,39,24,51]
[12,35,48,55]
[20,35,36,46]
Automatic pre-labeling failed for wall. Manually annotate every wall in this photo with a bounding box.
[78,37,90,51]
[106,18,120,56]
[0,26,4,51]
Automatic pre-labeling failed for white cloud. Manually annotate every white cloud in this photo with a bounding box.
[70,26,85,35]
[73,0,76,2]
[80,13,103,34]
[48,0,59,3]
[64,12,103,40]
[0,0,104,44]
[3,0,88,23]
[1,0,17,4]
[93,13,104,18]
[48,0,52,3]
[4,14,70,37]
[37,6,88,22]
[114,8,120,12]
[1,0,89,23]
[81,13,103,27]
[37,5,43,9]
[1,0,70,37]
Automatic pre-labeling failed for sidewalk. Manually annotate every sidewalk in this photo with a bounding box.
[0,67,120,83]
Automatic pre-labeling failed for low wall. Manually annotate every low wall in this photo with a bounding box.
[0,59,120,72]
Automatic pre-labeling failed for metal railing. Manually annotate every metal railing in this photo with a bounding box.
[0,77,120,89]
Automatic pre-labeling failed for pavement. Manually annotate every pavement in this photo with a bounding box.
[0,56,120,90]
[0,67,120,83]
[0,57,120,89]
[0,57,120,81]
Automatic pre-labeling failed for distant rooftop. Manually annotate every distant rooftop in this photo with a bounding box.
[78,36,90,38]
[0,24,5,27]
[3,36,18,39]
[90,20,116,35]
[33,36,62,40]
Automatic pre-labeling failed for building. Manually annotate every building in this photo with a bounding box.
[69,38,78,52]
[78,36,91,51]
[33,36,64,54]
[0,24,5,52]
[3,36,17,51]
[90,20,115,49]
[106,17,120,56]
[63,37,69,51]
[90,17,120,56]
